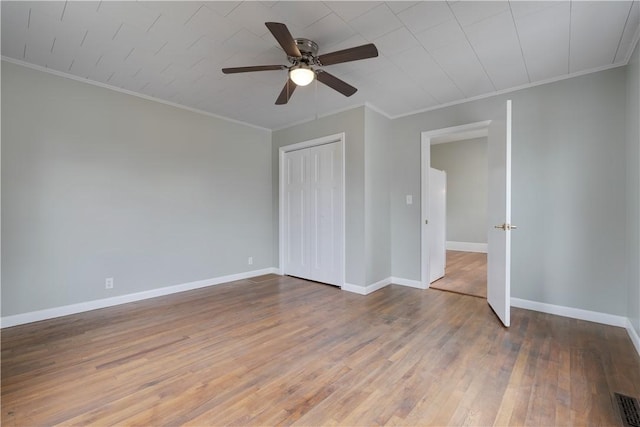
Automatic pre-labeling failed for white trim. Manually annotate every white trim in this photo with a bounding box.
[511,298,640,357]
[446,241,488,253]
[364,102,392,120]
[510,298,628,328]
[625,19,640,65]
[430,128,488,145]
[423,121,492,139]
[1,268,278,328]
[341,283,367,295]
[342,278,391,295]
[343,277,425,294]
[1,57,271,132]
[392,62,629,121]
[626,319,640,357]
[278,133,346,288]
[270,59,633,130]
[272,103,392,132]
[366,277,392,294]
[421,133,431,289]
[7,36,637,134]
[278,132,344,153]
[391,277,425,289]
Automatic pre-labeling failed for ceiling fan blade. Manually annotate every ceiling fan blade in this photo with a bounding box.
[317,43,378,66]
[222,65,286,74]
[275,78,297,105]
[316,71,357,97]
[266,22,301,58]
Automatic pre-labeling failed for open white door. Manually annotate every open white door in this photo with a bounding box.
[429,168,446,283]
[487,100,513,327]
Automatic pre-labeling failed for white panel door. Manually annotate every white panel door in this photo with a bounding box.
[308,143,343,286]
[284,149,308,279]
[429,168,446,283]
[283,142,342,286]
[487,100,513,327]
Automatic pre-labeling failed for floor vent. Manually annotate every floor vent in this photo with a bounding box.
[614,392,640,427]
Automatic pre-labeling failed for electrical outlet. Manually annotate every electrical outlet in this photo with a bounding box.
[248,257,253,265]
[105,277,114,289]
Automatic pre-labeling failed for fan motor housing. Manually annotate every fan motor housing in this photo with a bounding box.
[295,38,318,55]
[288,38,319,66]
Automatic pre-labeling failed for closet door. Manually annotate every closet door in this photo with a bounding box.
[308,142,342,286]
[284,148,308,279]
[283,142,342,286]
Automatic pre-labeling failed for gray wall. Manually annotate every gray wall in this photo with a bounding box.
[364,108,392,285]
[272,107,366,287]
[271,106,392,288]
[1,61,273,316]
[431,137,488,244]
[392,67,628,316]
[3,52,637,323]
[627,41,640,334]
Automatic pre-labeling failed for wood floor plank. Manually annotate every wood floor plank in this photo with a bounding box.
[2,273,639,426]
[431,250,487,298]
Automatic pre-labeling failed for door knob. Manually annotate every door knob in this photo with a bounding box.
[494,223,518,230]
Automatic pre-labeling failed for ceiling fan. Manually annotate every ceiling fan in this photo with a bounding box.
[221,22,379,105]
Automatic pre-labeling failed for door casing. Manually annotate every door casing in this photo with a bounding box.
[421,121,492,289]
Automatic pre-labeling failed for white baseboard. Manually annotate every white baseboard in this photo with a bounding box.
[510,297,628,327]
[446,241,488,253]
[341,283,366,295]
[366,277,392,294]
[511,298,640,357]
[342,277,391,295]
[6,272,638,358]
[626,319,640,356]
[391,277,425,289]
[1,268,278,328]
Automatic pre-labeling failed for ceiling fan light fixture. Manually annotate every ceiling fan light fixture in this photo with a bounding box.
[222,22,378,104]
[289,65,315,86]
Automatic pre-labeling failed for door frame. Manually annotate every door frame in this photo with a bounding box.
[421,121,492,289]
[278,132,346,287]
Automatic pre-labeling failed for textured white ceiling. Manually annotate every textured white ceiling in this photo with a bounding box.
[2,1,639,130]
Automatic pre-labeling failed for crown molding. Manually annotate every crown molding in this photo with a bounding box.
[1,56,272,133]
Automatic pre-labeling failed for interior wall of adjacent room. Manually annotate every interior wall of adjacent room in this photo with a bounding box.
[391,66,628,316]
[1,61,273,317]
[430,137,488,246]
[626,40,640,334]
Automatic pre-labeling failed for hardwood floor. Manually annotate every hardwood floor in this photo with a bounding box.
[3,275,639,426]
[431,250,487,298]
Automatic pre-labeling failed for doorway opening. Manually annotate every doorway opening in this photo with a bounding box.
[420,120,490,294]
[429,134,489,299]
[421,101,513,327]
